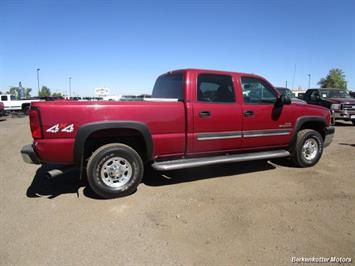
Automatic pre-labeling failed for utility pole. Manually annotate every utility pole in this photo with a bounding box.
[36,68,40,96]
[308,74,311,90]
[291,64,296,90]
[69,77,72,99]
[285,80,288,88]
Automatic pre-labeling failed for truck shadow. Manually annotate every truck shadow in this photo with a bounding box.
[26,164,83,199]
[339,143,355,147]
[334,121,353,127]
[26,160,281,199]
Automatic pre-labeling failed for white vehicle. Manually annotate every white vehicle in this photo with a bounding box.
[0,94,39,114]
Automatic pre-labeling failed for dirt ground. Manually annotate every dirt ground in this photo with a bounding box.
[0,116,354,266]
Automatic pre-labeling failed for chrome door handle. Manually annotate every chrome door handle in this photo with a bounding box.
[199,111,211,117]
[243,110,254,117]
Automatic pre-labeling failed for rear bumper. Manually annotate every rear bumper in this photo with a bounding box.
[324,126,335,148]
[21,144,41,164]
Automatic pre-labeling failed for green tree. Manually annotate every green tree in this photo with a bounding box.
[6,87,32,99]
[52,92,63,97]
[24,88,32,98]
[318,68,347,89]
[8,87,20,99]
[38,86,51,97]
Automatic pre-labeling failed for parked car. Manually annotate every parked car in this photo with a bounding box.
[303,88,355,125]
[275,87,306,103]
[297,92,305,100]
[0,94,40,114]
[21,69,334,198]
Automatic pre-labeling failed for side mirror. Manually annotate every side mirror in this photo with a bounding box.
[276,94,291,106]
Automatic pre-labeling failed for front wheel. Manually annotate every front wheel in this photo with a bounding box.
[291,129,323,167]
[86,143,144,198]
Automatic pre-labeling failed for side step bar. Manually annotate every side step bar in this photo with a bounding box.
[151,150,290,171]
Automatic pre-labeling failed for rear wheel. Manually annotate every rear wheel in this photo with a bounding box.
[291,129,323,167]
[22,105,30,115]
[86,143,144,198]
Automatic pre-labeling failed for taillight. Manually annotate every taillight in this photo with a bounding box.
[29,108,43,139]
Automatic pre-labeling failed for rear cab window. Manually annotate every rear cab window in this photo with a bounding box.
[151,73,184,100]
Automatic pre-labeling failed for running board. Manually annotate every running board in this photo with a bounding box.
[151,150,290,171]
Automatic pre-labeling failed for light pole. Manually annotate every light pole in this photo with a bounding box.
[308,74,311,90]
[69,77,72,99]
[36,68,40,96]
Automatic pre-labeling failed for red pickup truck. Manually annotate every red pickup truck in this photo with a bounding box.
[0,102,4,116]
[21,69,334,198]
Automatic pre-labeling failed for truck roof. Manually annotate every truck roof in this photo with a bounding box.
[160,68,265,80]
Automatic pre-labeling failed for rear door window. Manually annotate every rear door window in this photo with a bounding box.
[197,74,235,103]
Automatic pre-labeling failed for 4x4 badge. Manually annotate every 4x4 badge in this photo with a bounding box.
[46,123,74,133]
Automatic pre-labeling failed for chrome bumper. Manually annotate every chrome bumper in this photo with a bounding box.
[21,144,41,164]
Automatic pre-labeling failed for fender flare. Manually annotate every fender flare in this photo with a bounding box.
[289,116,327,149]
[73,120,153,164]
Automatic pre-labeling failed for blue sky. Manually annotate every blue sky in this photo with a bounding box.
[1,0,354,97]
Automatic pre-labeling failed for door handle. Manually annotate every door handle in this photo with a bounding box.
[199,111,211,117]
[243,110,254,117]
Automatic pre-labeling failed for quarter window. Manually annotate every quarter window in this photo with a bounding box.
[1,96,7,101]
[241,77,276,104]
[197,74,235,103]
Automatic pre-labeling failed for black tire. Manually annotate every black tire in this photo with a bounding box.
[291,129,323,167]
[352,120,355,126]
[86,143,144,199]
[23,105,30,115]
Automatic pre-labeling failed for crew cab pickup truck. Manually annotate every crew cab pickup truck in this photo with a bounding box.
[21,69,335,198]
[303,88,355,125]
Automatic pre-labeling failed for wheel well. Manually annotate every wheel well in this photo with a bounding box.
[299,121,326,140]
[22,103,30,110]
[83,128,147,163]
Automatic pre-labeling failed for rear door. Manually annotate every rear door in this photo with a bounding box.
[240,76,294,148]
[191,73,243,153]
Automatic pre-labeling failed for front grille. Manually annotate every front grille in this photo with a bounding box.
[342,104,355,110]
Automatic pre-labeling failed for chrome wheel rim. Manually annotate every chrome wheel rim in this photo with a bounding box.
[302,138,318,161]
[100,157,132,188]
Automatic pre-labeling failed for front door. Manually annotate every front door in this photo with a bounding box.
[240,76,294,149]
[191,73,243,154]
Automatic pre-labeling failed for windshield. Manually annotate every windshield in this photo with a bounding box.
[320,90,351,99]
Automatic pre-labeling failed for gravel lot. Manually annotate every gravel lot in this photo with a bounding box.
[0,116,354,265]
